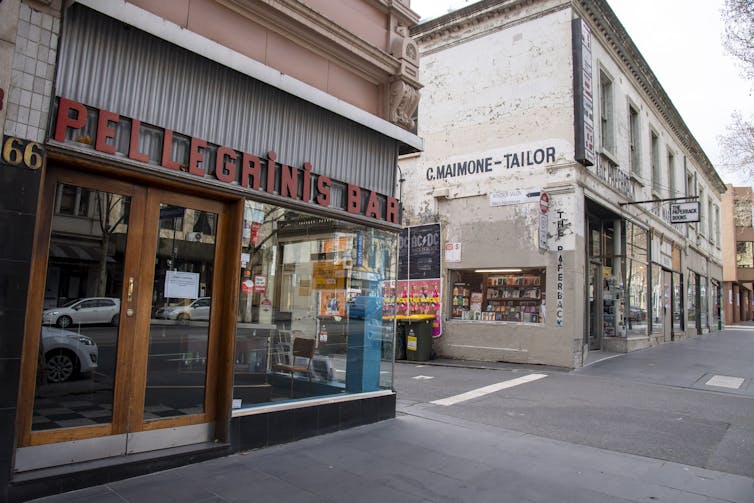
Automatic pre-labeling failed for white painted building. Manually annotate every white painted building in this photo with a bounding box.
[400,0,725,368]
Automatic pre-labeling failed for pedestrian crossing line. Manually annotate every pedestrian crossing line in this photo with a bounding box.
[430,373,548,406]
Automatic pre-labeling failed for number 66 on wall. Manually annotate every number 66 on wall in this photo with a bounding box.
[2,135,45,171]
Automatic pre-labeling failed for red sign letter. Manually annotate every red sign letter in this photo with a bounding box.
[316,175,331,207]
[95,109,119,154]
[188,137,207,176]
[215,146,237,183]
[241,153,261,189]
[129,119,149,163]
[347,184,362,214]
[161,130,181,171]
[53,98,87,142]
[386,197,400,224]
[280,164,299,199]
[364,190,383,220]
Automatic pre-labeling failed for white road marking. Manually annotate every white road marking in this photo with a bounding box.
[412,375,434,380]
[431,373,548,406]
[705,375,745,389]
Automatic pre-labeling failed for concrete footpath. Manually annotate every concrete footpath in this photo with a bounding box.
[32,409,754,502]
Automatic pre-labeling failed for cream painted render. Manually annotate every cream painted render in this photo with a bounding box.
[401,0,725,367]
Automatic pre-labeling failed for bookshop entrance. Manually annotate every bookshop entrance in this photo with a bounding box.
[585,200,623,350]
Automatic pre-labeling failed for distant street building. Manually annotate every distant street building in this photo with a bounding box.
[721,184,754,323]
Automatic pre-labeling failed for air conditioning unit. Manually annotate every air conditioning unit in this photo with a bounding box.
[187,232,203,242]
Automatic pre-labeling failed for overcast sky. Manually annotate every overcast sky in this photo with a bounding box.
[409,0,754,185]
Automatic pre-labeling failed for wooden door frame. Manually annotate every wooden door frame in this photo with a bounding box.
[134,188,227,432]
[16,165,241,448]
[16,166,147,446]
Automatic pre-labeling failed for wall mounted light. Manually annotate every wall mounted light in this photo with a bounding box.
[474,268,523,273]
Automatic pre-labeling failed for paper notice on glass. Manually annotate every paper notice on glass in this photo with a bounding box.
[164,271,200,299]
[240,252,250,267]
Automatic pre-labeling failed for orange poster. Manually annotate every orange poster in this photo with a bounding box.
[319,290,346,317]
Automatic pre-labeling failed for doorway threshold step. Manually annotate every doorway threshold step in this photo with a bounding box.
[10,441,230,499]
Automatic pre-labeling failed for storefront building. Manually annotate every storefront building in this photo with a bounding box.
[1,0,422,499]
[721,185,754,323]
[399,0,725,368]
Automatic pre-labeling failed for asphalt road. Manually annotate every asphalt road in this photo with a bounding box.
[29,324,754,503]
[395,324,754,479]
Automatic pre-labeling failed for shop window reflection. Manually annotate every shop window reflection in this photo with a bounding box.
[233,202,396,409]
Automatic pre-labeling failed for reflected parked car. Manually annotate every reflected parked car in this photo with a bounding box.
[42,297,121,328]
[628,306,646,322]
[41,326,98,383]
[154,297,211,321]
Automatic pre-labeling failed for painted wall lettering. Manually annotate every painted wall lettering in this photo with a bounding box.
[426,148,556,181]
[556,245,564,328]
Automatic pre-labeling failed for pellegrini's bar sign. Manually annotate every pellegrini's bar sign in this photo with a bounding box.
[53,98,400,224]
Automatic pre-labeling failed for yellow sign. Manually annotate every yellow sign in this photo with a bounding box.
[407,335,417,351]
[313,261,346,289]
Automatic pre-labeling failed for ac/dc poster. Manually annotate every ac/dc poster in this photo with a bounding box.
[398,224,441,280]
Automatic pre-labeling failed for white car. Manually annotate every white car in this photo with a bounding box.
[41,326,99,383]
[42,297,121,329]
[154,297,211,321]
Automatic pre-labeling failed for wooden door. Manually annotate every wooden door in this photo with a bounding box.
[15,167,234,470]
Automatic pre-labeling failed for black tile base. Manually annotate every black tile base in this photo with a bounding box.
[6,394,396,502]
[233,393,396,452]
[7,443,232,503]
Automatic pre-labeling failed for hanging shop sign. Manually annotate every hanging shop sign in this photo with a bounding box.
[53,98,399,224]
[669,202,700,223]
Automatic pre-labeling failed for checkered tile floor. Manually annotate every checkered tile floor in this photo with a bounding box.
[32,397,203,430]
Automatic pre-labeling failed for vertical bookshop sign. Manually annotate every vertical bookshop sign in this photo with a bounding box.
[572,18,594,167]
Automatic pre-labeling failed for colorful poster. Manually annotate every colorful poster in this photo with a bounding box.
[319,290,346,317]
[384,279,442,337]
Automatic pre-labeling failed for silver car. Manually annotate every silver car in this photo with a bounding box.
[42,297,121,328]
[41,326,99,383]
[154,297,211,321]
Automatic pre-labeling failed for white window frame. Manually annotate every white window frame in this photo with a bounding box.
[628,103,641,176]
[599,69,615,155]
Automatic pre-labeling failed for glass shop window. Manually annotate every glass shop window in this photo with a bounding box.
[233,200,397,410]
[449,268,545,323]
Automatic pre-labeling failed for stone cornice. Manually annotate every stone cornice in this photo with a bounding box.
[411,0,726,195]
[367,0,421,26]
[411,0,549,42]
[217,0,417,86]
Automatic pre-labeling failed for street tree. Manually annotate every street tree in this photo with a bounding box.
[719,0,754,180]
